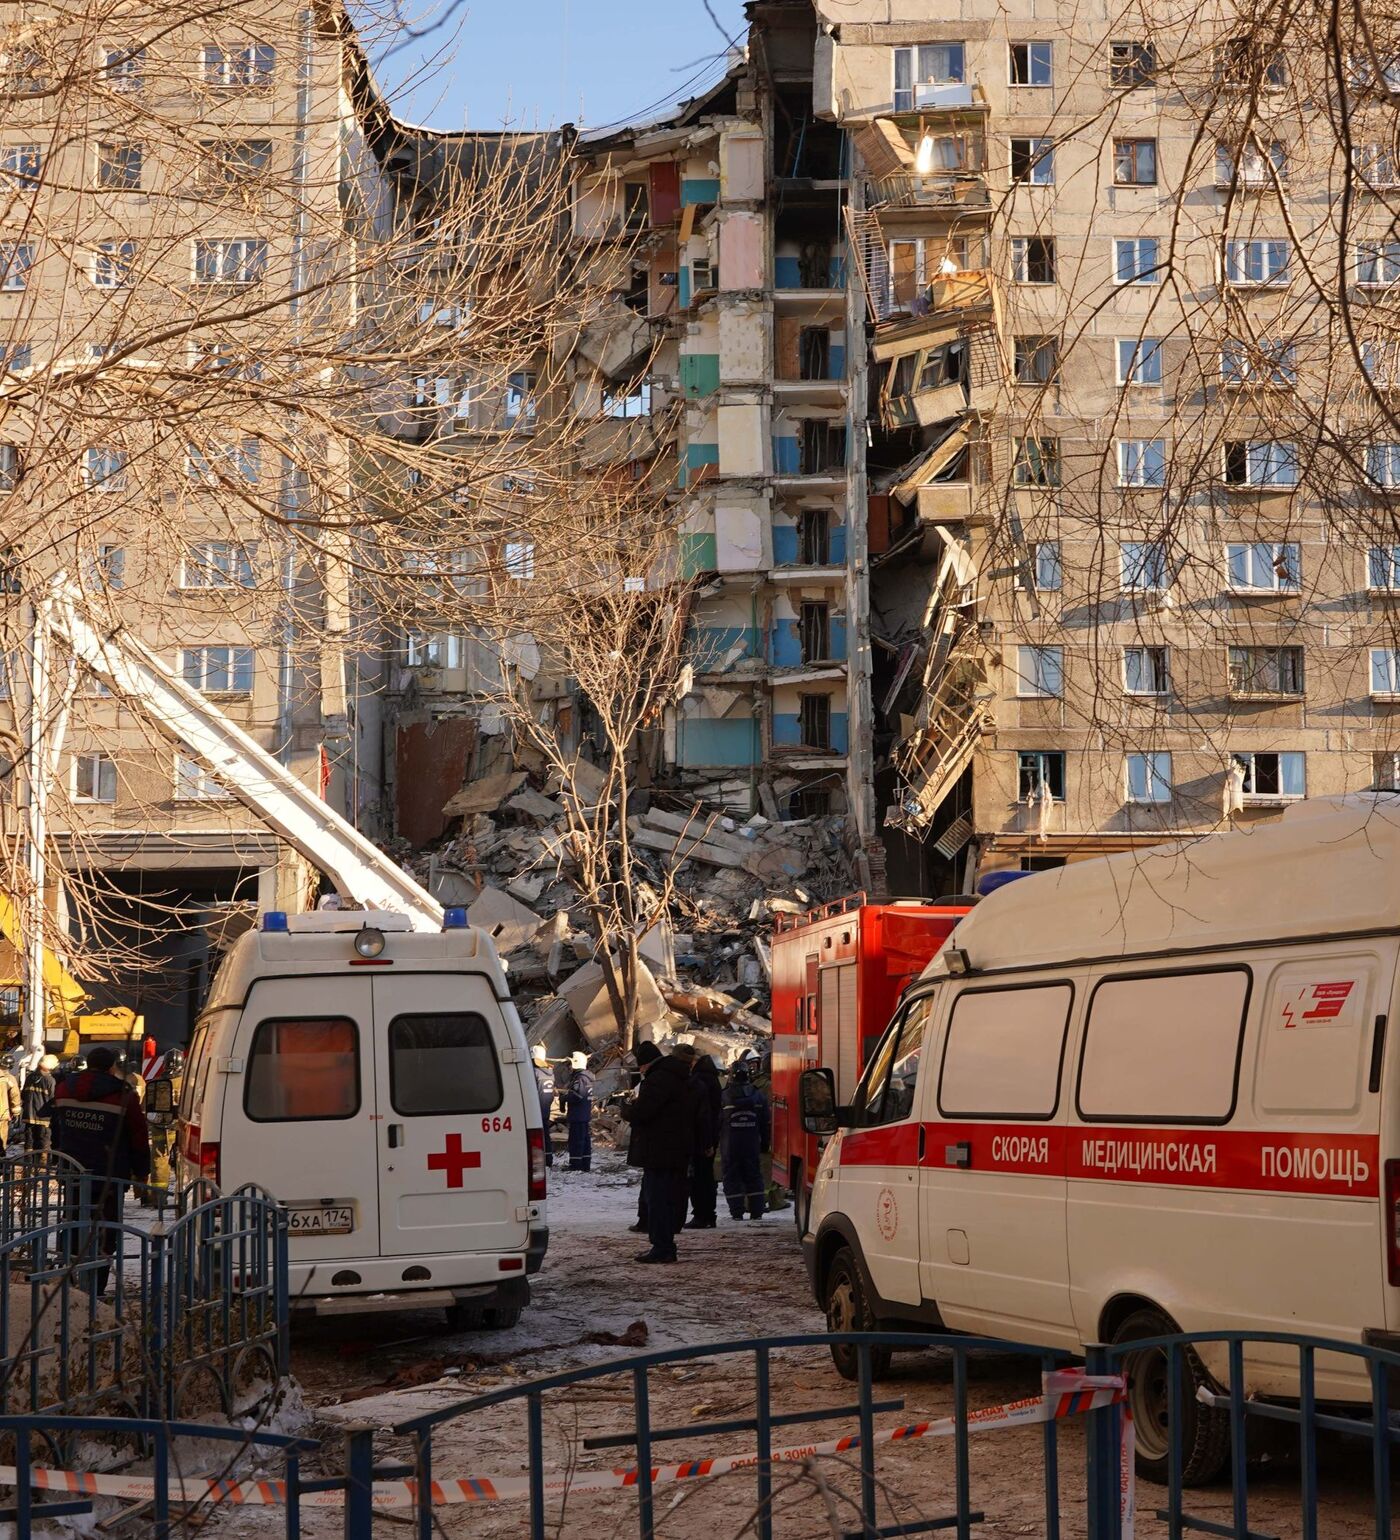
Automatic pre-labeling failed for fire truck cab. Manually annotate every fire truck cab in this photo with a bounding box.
[771,896,972,1227]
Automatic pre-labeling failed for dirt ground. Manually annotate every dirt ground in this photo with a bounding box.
[189,1151,1391,1540]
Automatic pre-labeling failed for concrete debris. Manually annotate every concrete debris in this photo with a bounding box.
[467,884,544,955]
[441,770,527,818]
[557,958,668,1047]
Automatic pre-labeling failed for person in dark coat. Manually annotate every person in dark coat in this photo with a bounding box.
[626,1041,663,1233]
[684,1053,722,1228]
[620,1041,697,1262]
[46,1045,151,1291]
[721,1056,771,1220]
[564,1051,594,1172]
[531,1045,556,1167]
[22,1054,57,1152]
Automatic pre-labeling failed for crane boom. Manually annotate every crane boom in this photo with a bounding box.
[46,580,443,931]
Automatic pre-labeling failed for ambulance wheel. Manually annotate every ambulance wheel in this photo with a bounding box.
[446,1300,523,1332]
[824,1247,891,1382]
[1112,1307,1230,1486]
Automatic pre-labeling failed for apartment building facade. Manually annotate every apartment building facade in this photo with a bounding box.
[806,0,1400,890]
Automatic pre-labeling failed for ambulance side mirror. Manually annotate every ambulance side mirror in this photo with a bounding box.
[147,1078,174,1114]
[799,1068,840,1135]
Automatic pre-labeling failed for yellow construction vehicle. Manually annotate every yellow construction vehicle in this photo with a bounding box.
[0,893,144,1059]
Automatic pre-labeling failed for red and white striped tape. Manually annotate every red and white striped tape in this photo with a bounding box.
[0,1369,1132,1515]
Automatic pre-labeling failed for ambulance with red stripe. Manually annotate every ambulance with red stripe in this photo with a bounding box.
[800,796,1400,1483]
[175,907,547,1328]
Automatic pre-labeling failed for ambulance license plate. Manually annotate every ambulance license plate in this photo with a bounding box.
[287,1204,354,1235]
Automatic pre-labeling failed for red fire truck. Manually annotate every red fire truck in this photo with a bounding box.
[769,895,972,1224]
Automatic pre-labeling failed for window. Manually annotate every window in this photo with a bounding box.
[1354,142,1400,188]
[504,371,537,426]
[404,631,465,668]
[83,446,127,491]
[96,142,141,190]
[1009,41,1053,85]
[0,243,34,291]
[1033,541,1062,591]
[1014,335,1059,384]
[198,138,273,185]
[940,984,1071,1118]
[73,753,117,803]
[1375,751,1400,789]
[1126,751,1172,803]
[101,46,145,91]
[1222,441,1298,488]
[1220,338,1296,387]
[186,440,261,485]
[91,241,136,289]
[1233,751,1306,800]
[1369,545,1400,589]
[0,49,46,95]
[181,645,254,694]
[192,238,267,285]
[1014,435,1060,486]
[245,1018,359,1122]
[1372,649,1400,696]
[1216,38,1287,88]
[1011,235,1055,282]
[603,382,651,418]
[201,42,276,89]
[798,692,832,750]
[504,540,535,581]
[1227,541,1301,590]
[0,145,41,187]
[1114,237,1160,285]
[174,753,233,801]
[1018,750,1065,800]
[1109,40,1157,87]
[799,601,831,662]
[1010,137,1055,184]
[893,44,966,112]
[1349,51,1400,93]
[1118,440,1167,488]
[1121,540,1168,591]
[0,343,30,373]
[0,443,18,493]
[1124,645,1170,694]
[1228,645,1304,695]
[1114,138,1157,184]
[1368,443,1400,487]
[798,508,831,566]
[1078,969,1249,1123]
[1225,239,1289,286]
[1116,337,1162,385]
[1363,340,1400,386]
[1016,645,1063,697]
[853,996,934,1127]
[1215,139,1287,187]
[181,541,255,588]
[89,544,125,589]
[190,338,263,379]
[388,1013,502,1115]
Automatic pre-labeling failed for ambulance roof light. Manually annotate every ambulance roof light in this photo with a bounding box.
[442,907,468,930]
[261,911,289,933]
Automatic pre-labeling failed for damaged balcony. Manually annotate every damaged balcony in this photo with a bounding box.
[773,319,847,407]
[852,113,990,213]
[884,425,991,529]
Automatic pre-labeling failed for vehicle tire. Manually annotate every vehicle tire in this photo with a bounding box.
[445,1302,483,1332]
[479,1301,523,1331]
[1112,1306,1230,1486]
[823,1246,892,1382]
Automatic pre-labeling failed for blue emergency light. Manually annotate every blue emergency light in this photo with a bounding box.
[442,907,468,929]
[261,911,289,932]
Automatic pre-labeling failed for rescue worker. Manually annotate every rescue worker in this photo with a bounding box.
[146,1047,184,1203]
[621,1041,697,1263]
[531,1044,556,1167]
[721,1054,771,1221]
[564,1050,594,1172]
[0,1055,20,1148]
[47,1045,151,1292]
[626,1040,663,1233]
[684,1052,722,1228]
[21,1053,58,1152]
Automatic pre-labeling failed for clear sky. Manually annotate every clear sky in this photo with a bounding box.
[364,0,750,133]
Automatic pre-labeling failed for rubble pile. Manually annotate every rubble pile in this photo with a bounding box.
[404,774,858,1106]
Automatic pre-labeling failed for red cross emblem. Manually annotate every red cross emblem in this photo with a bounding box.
[426,1133,482,1188]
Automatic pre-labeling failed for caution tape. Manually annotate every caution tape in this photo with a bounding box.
[0,1369,1129,1512]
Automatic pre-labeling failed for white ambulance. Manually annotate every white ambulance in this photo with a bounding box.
[800,795,1400,1482]
[174,907,547,1327]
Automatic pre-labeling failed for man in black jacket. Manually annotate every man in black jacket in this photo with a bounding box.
[620,1041,697,1263]
[684,1054,722,1229]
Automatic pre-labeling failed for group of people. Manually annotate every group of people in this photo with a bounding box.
[532,1045,596,1171]
[621,1041,771,1264]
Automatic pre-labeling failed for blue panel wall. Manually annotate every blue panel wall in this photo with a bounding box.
[681,178,721,205]
[772,437,800,474]
[676,717,760,767]
[829,343,846,378]
[689,625,759,667]
[772,712,850,752]
[772,525,799,564]
[829,524,848,565]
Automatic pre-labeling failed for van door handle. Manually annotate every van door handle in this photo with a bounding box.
[917,1125,926,1164]
[944,1141,971,1169]
[387,1124,403,1149]
[1369,1015,1387,1094]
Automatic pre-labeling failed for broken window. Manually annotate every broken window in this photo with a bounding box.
[1113,138,1157,184]
[1215,139,1286,186]
[1222,442,1298,487]
[623,181,649,231]
[74,753,118,803]
[1018,750,1065,800]
[83,446,127,491]
[404,632,465,668]
[96,141,142,189]
[1123,645,1170,694]
[798,508,831,565]
[1032,541,1062,590]
[603,382,651,418]
[1232,751,1305,798]
[1010,41,1053,86]
[1228,645,1304,695]
[1014,436,1060,486]
[797,241,834,288]
[1109,40,1157,87]
[1014,336,1059,384]
[799,693,832,749]
[1010,136,1055,185]
[1121,540,1169,590]
[799,602,831,663]
[800,421,846,474]
[799,327,832,381]
[792,785,832,817]
[1216,38,1287,89]
[1011,236,1055,283]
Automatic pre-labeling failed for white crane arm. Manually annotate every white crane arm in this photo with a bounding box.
[46,580,444,931]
